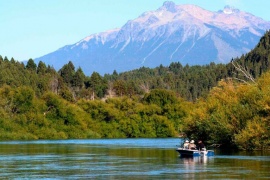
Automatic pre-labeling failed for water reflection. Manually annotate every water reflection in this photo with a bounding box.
[0,139,269,179]
[175,156,215,179]
[181,156,213,165]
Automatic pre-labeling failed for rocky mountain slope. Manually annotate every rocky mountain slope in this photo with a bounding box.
[35,1,270,75]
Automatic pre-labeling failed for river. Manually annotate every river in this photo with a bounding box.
[0,138,269,179]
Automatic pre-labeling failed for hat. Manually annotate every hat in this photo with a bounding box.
[185,140,189,143]
[190,140,194,143]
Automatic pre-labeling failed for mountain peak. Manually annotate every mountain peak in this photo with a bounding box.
[222,5,240,14]
[162,1,177,12]
[35,2,270,75]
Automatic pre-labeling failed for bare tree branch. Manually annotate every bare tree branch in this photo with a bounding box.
[231,60,257,85]
[140,83,150,93]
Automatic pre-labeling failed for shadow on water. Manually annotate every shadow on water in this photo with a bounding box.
[215,148,270,156]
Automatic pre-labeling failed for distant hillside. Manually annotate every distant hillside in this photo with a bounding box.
[232,30,270,79]
[35,1,270,75]
[2,31,270,103]
[105,31,270,101]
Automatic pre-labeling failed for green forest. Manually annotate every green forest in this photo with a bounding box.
[0,31,270,150]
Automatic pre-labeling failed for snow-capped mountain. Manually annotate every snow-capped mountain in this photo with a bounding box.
[35,1,270,75]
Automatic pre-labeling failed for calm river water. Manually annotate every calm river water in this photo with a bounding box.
[0,138,269,179]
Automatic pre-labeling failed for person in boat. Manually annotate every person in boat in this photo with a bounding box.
[183,140,189,149]
[197,140,205,151]
[188,140,196,150]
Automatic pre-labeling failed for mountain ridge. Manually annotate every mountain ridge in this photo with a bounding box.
[35,1,270,75]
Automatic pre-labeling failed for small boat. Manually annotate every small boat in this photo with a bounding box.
[176,139,214,157]
[176,147,214,157]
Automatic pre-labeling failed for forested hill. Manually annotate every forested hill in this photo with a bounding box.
[105,30,270,101]
[0,31,269,150]
[231,30,270,79]
[105,63,228,101]
[1,31,270,102]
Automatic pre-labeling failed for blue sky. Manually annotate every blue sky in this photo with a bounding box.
[0,0,269,61]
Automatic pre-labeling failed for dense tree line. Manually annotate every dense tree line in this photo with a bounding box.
[183,74,270,150]
[0,31,269,150]
[101,63,225,101]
